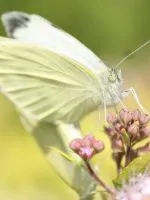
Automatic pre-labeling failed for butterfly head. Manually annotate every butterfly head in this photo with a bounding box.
[108,68,122,84]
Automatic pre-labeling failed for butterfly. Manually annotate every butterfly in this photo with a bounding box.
[0,11,146,134]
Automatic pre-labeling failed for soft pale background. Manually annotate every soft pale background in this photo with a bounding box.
[0,0,150,199]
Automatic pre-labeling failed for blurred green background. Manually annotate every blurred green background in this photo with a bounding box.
[0,0,150,199]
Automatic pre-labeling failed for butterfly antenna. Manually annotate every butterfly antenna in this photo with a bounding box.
[115,40,150,69]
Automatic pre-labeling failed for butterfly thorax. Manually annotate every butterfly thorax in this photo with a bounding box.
[97,68,123,107]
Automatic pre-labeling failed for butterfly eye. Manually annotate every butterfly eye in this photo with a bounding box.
[108,72,116,82]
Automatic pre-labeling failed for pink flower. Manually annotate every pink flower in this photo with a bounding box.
[78,147,94,160]
[69,134,104,160]
[92,140,104,152]
[116,173,150,200]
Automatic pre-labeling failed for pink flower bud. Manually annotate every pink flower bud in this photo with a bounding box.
[84,134,95,141]
[105,127,118,137]
[132,109,140,121]
[128,123,139,136]
[83,134,95,147]
[92,140,104,152]
[119,109,126,118]
[139,113,150,125]
[141,127,150,137]
[111,139,124,152]
[115,123,122,132]
[120,110,132,124]
[69,138,82,151]
[107,113,118,124]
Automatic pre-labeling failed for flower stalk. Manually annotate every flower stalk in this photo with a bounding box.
[85,160,115,195]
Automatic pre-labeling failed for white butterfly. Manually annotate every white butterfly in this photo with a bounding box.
[2,12,143,125]
[0,11,146,129]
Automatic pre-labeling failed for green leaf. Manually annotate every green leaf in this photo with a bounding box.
[113,153,150,188]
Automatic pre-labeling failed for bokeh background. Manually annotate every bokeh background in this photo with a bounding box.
[0,0,150,199]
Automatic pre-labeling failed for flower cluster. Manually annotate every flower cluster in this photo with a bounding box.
[68,109,150,198]
[116,172,150,200]
[105,109,150,152]
[69,134,104,160]
[105,109,150,171]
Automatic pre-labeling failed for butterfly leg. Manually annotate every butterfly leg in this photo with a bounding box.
[104,100,107,123]
[109,90,127,113]
[117,96,127,110]
[102,91,107,123]
[124,87,149,114]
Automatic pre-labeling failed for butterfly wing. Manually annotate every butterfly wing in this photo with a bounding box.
[0,37,101,128]
[1,11,107,73]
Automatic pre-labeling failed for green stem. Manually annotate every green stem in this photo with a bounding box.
[84,160,115,196]
[125,145,131,167]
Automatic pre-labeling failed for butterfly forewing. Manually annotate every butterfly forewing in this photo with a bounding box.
[1,11,107,73]
[0,37,101,125]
